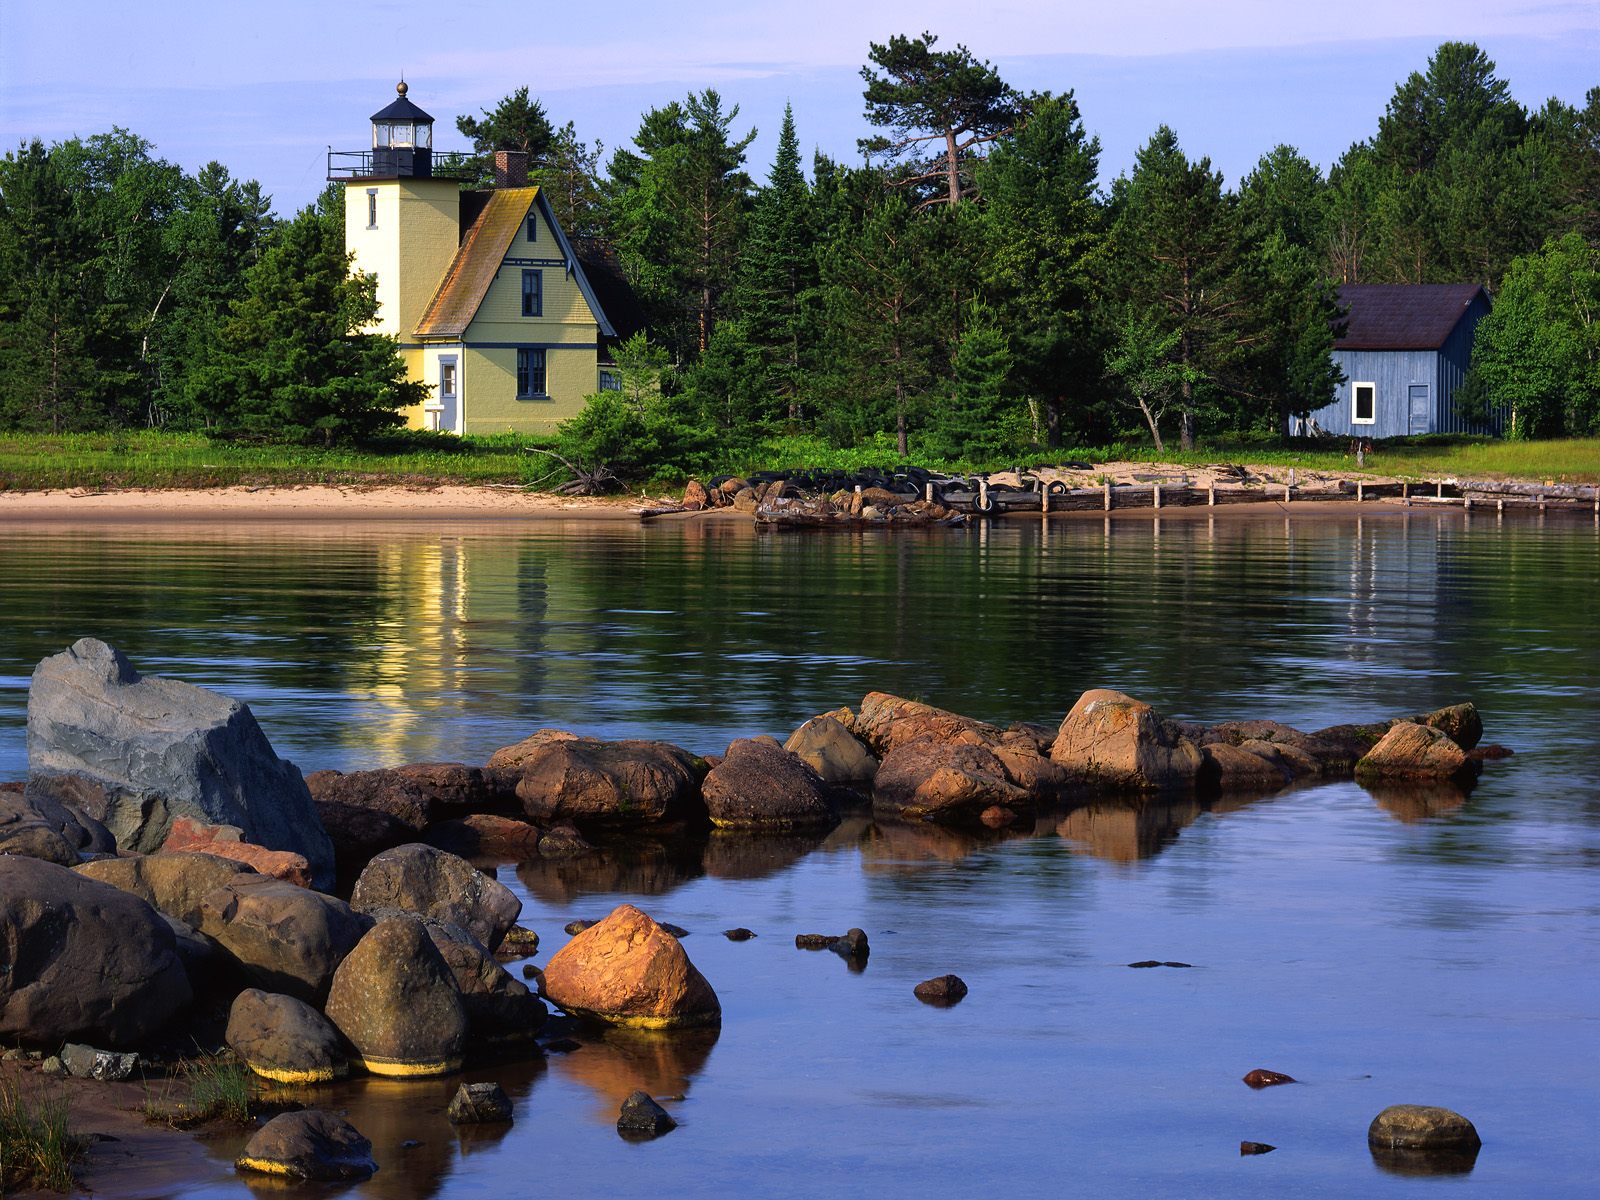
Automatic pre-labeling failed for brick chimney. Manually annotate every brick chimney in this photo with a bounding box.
[493,150,529,188]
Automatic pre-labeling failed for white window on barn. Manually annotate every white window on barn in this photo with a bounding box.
[1353,382,1376,425]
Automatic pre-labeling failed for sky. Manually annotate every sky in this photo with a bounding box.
[1,1,1595,217]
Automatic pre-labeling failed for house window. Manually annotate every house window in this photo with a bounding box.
[517,348,547,398]
[1352,382,1376,425]
[526,213,538,242]
[439,358,457,399]
[366,189,378,229]
[521,269,543,317]
[598,368,621,392]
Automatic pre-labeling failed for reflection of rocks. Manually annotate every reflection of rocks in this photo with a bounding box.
[1056,800,1204,863]
[702,827,830,879]
[1366,779,1474,823]
[550,1025,719,1125]
[857,816,1023,871]
[515,834,706,903]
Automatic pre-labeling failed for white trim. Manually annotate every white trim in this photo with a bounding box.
[1352,381,1377,425]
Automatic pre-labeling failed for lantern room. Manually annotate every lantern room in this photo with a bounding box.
[369,81,435,177]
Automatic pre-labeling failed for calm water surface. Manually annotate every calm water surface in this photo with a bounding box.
[1,511,1597,1197]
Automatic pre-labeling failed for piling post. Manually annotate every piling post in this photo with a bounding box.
[1357,480,1364,503]
[1207,482,1216,507]
[1103,481,1111,511]
[1402,482,1410,506]
[925,482,934,503]
[1153,482,1162,510]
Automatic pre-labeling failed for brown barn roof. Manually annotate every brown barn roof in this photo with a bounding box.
[414,187,538,339]
[1335,284,1488,351]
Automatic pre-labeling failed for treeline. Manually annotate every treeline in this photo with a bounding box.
[1,38,1596,456]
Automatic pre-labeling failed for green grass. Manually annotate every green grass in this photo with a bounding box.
[0,1076,81,1194]
[0,429,557,491]
[1,429,1594,493]
[140,1057,256,1129]
[743,433,1600,484]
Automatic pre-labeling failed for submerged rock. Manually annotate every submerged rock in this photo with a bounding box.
[542,904,720,1030]
[1242,1068,1296,1088]
[448,1082,514,1124]
[236,1110,376,1182]
[0,857,191,1050]
[26,638,334,887]
[913,975,968,1005]
[1240,1141,1276,1156]
[226,988,349,1084]
[616,1090,676,1138]
[1367,1104,1481,1161]
[324,917,468,1078]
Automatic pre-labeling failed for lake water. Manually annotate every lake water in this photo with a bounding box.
[2,510,1597,1197]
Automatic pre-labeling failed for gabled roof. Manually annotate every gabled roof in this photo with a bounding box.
[414,187,618,340]
[1335,284,1488,352]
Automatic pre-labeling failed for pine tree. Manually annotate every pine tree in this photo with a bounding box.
[190,189,423,445]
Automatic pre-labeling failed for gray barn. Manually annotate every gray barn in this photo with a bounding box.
[1295,284,1493,439]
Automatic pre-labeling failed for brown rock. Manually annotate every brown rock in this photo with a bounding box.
[1467,743,1514,761]
[236,1110,375,1181]
[76,850,256,928]
[873,740,1029,824]
[425,814,544,859]
[304,768,433,831]
[324,917,468,1077]
[682,479,709,511]
[978,805,1017,828]
[1201,719,1354,774]
[226,988,349,1084]
[1367,1104,1481,1152]
[1049,689,1205,792]
[513,738,704,829]
[783,716,878,785]
[1240,1142,1276,1156]
[0,857,192,1049]
[199,875,372,1004]
[913,974,968,1005]
[537,823,595,857]
[161,817,313,886]
[1200,743,1294,794]
[313,799,414,868]
[1411,703,1482,751]
[731,487,758,513]
[703,737,837,830]
[541,903,720,1029]
[2,781,116,864]
[853,692,1002,756]
[392,761,493,810]
[448,1082,513,1124]
[1243,1068,1296,1088]
[1356,722,1471,780]
[350,843,521,952]
[414,918,547,1044]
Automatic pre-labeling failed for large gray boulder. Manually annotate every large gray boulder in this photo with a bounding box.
[0,857,192,1049]
[25,638,334,888]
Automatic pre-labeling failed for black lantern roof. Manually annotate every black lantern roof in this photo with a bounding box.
[371,81,434,124]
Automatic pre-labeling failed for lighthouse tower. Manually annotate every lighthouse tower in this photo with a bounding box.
[329,82,463,425]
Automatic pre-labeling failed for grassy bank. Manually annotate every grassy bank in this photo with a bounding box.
[0,1077,80,1193]
[1,430,1594,492]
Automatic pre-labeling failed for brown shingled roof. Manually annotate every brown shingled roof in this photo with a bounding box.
[1335,284,1488,351]
[414,187,538,339]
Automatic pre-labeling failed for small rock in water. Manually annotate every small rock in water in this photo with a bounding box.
[831,928,869,959]
[913,975,968,1006]
[979,805,1017,828]
[564,919,597,936]
[659,923,690,938]
[1240,1142,1276,1156]
[616,1090,677,1139]
[61,1043,139,1081]
[1467,743,1514,761]
[541,1038,581,1054]
[521,963,544,981]
[538,825,595,858]
[236,1110,376,1181]
[1128,960,1193,969]
[446,1082,513,1125]
[497,926,540,958]
[723,928,756,941]
[1367,1104,1480,1152]
[795,933,835,950]
[1243,1069,1296,1089]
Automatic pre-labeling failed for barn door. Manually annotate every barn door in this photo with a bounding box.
[1408,384,1431,435]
